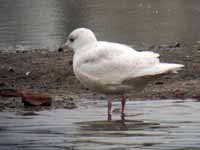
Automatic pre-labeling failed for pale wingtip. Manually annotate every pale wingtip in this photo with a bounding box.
[177,64,184,67]
[171,64,184,73]
[180,64,184,67]
[176,64,184,69]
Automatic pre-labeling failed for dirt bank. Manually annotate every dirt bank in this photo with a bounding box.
[0,42,200,111]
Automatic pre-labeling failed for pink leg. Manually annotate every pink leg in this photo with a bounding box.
[107,98,112,121]
[121,96,126,121]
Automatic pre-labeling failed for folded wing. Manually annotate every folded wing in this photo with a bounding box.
[76,42,183,85]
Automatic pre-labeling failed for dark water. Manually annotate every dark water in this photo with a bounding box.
[0,0,200,50]
[1,99,200,150]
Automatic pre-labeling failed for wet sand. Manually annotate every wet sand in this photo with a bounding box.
[0,42,200,111]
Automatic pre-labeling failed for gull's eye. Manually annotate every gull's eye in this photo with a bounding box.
[69,38,74,42]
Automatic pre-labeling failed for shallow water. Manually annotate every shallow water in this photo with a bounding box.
[1,99,200,150]
[1,0,200,50]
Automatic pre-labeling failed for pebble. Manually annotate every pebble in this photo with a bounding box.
[17,111,39,116]
[0,89,21,97]
[68,60,73,65]
[64,102,77,109]
[25,71,31,76]
[112,108,120,113]
[155,81,164,85]
[157,42,181,49]
[21,91,52,107]
[54,96,77,109]
[169,42,180,48]
[8,67,14,72]
[0,82,6,87]
[58,47,64,52]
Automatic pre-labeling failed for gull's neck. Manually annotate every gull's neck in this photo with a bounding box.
[74,41,97,55]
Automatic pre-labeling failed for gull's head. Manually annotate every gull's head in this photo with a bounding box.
[63,28,97,52]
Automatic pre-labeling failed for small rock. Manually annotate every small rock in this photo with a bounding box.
[0,127,6,131]
[64,96,77,109]
[0,89,21,97]
[155,81,164,85]
[192,64,197,70]
[0,82,6,87]
[148,45,156,50]
[158,44,168,49]
[54,96,77,109]
[174,89,185,98]
[100,95,106,100]
[21,91,52,107]
[192,95,200,101]
[158,42,181,49]
[159,95,167,99]
[184,55,192,61]
[25,71,31,76]
[17,111,38,116]
[173,100,184,103]
[69,96,73,101]
[186,55,190,58]
[112,108,120,113]
[85,87,90,91]
[169,42,181,48]
[174,42,180,48]
[58,47,64,52]
[64,102,77,109]
[68,60,73,65]
[8,67,14,72]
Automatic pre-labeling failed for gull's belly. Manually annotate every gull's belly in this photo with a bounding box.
[74,68,147,95]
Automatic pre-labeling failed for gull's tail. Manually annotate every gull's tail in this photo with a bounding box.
[135,63,184,77]
[154,63,184,74]
[145,63,184,75]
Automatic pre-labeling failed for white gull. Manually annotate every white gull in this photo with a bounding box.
[63,28,184,121]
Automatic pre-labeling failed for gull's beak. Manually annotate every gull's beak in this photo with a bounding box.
[62,42,69,49]
[58,41,70,52]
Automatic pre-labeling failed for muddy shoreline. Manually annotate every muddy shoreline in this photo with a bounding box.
[0,43,200,111]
